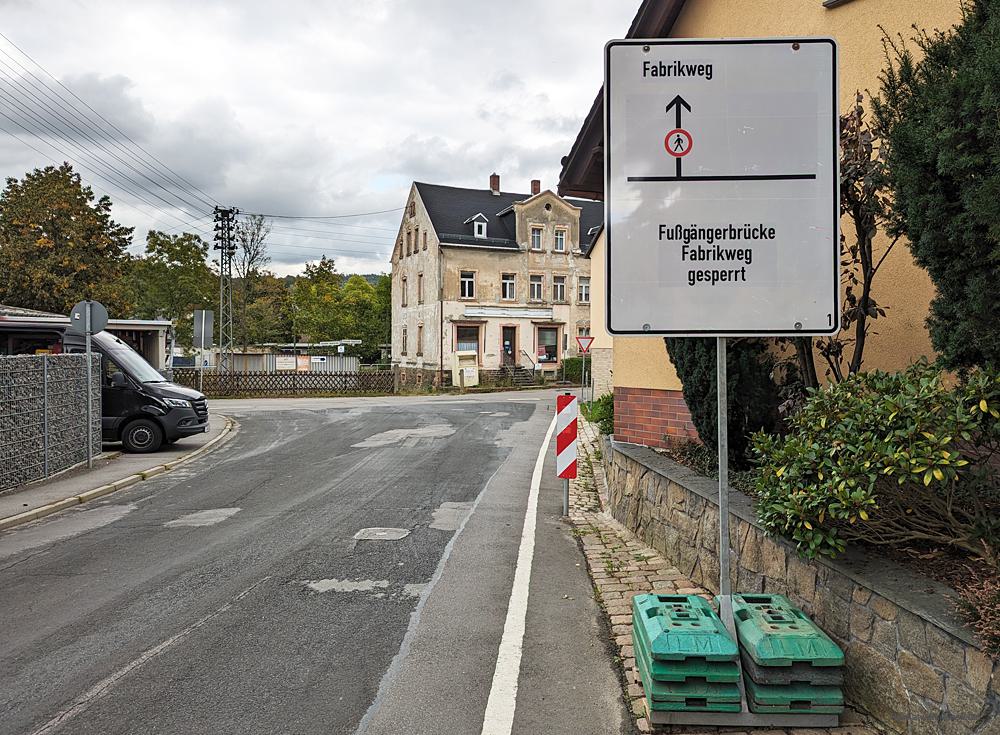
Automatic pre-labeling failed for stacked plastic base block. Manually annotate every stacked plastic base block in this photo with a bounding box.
[632,594,741,713]
[727,593,845,715]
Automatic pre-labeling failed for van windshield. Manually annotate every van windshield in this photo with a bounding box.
[93,332,166,383]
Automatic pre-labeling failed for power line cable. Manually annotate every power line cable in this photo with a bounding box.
[0,84,207,223]
[0,31,220,207]
[0,106,199,229]
[0,66,211,215]
[241,206,403,220]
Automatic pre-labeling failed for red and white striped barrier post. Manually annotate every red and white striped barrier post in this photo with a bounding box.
[556,393,578,515]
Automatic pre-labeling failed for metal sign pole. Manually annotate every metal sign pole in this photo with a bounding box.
[85,300,93,469]
[563,478,569,516]
[199,310,205,393]
[717,337,733,624]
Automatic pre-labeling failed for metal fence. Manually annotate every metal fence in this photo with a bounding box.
[0,354,101,492]
[170,368,394,397]
[226,353,361,373]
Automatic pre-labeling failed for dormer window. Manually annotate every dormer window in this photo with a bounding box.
[464,212,489,239]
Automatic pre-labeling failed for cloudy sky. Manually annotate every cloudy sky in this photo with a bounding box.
[0,1,634,276]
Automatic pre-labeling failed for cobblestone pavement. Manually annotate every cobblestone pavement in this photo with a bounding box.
[569,417,875,735]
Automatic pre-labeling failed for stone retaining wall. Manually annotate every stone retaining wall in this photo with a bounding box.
[603,438,999,735]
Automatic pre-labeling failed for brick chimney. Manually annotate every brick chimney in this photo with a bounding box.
[490,172,500,195]
[530,179,540,195]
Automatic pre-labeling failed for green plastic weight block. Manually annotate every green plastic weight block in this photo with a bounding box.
[632,627,741,683]
[724,594,845,667]
[635,642,742,713]
[740,648,844,686]
[744,677,845,714]
[632,594,739,663]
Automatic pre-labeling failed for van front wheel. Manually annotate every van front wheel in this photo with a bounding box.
[122,418,163,453]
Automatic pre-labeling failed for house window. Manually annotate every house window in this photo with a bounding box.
[417,273,424,303]
[529,274,543,301]
[501,273,516,301]
[460,271,476,299]
[578,326,591,337]
[552,275,566,302]
[408,201,415,218]
[415,226,420,252]
[406,231,412,256]
[422,231,427,250]
[456,325,479,353]
[578,277,590,304]
[474,221,487,238]
[537,327,558,363]
[530,227,542,250]
[417,324,424,356]
[401,276,408,307]
[401,326,408,355]
[554,230,566,252]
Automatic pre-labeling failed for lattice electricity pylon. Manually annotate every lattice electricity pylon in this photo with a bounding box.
[213,206,239,374]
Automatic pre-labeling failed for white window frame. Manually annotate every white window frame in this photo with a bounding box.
[554,229,566,252]
[401,276,408,307]
[529,274,543,302]
[460,271,476,299]
[501,273,516,301]
[552,275,566,302]
[578,277,590,304]
[474,221,487,238]
[530,227,542,251]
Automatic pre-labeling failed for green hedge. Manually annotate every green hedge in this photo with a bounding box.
[584,392,614,435]
[752,362,1000,564]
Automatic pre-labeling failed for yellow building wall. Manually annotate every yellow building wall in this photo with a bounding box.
[611,0,963,392]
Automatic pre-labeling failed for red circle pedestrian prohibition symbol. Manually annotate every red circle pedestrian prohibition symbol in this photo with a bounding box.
[665,128,693,158]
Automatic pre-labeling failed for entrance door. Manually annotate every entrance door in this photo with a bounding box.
[501,326,516,366]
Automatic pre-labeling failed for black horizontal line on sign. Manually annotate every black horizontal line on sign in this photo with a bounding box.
[627,174,817,182]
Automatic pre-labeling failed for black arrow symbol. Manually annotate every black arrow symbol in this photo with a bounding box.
[665,95,692,130]
[665,95,692,177]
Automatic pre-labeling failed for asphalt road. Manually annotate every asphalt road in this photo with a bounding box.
[0,391,629,735]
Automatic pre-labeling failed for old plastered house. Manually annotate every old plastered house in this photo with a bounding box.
[391,174,603,386]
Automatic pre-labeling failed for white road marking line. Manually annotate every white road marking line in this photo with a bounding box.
[164,507,240,528]
[27,576,271,735]
[479,412,557,735]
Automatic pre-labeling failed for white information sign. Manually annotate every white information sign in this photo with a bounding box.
[605,38,839,336]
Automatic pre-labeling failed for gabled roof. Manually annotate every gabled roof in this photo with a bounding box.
[558,0,689,199]
[414,181,603,250]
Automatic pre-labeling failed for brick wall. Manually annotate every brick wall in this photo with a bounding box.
[614,386,699,447]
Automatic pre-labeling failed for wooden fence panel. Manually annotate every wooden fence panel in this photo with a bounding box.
[170,369,394,397]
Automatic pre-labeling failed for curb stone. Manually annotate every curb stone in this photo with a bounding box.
[0,416,237,532]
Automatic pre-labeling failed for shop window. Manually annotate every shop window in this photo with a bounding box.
[536,327,558,363]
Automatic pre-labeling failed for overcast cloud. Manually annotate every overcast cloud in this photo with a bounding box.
[0,1,634,275]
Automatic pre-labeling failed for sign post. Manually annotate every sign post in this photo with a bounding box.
[68,300,108,469]
[575,335,595,403]
[605,38,839,727]
[193,309,214,393]
[556,393,578,516]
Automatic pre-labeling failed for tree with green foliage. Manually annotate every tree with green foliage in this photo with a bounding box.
[663,338,781,468]
[233,214,272,351]
[0,163,133,314]
[291,257,345,342]
[129,231,216,348]
[873,1,1000,369]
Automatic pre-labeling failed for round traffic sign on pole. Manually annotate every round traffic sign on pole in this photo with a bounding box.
[67,300,109,335]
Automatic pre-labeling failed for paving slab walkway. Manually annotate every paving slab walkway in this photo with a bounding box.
[569,416,875,735]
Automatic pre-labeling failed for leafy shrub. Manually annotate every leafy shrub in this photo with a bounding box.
[874,2,1000,369]
[664,337,781,469]
[585,392,614,435]
[956,577,1000,659]
[562,356,583,384]
[752,362,1000,564]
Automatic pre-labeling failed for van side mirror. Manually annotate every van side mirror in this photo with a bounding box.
[110,371,128,388]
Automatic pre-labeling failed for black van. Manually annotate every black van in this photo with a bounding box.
[65,331,209,453]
